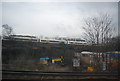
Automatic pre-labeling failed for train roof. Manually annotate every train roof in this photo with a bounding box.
[105,52,120,55]
[10,35,36,38]
[81,51,93,54]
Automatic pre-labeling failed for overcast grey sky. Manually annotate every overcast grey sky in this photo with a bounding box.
[2,2,118,37]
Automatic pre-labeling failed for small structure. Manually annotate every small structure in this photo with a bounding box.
[73,52,95,71]
[72,58,80,67]
[40,57,49,64]
[52,58,62,64]
[87,67,94,71]
[39,56,64,65]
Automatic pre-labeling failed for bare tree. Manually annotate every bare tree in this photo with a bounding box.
[82,13,115,45]
[2,24,14,38]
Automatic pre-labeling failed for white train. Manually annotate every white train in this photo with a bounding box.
[6,35,87,45]
[9,35,39,42]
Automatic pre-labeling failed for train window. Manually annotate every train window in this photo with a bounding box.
[41,40,47,42]
[82,54,86,57]
[49,40,59,43]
